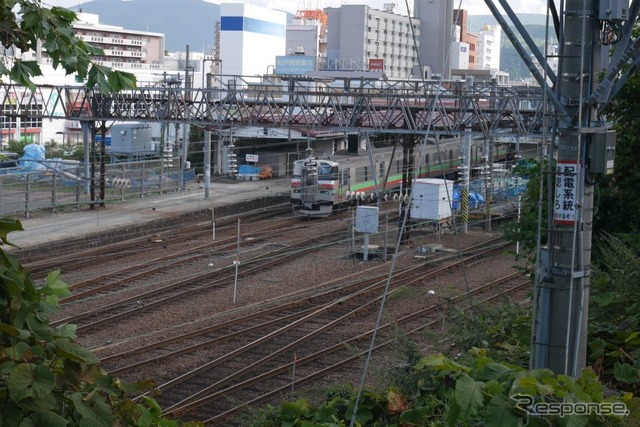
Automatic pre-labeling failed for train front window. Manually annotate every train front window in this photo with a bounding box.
[292,163,303,178]
[318,163,338,180]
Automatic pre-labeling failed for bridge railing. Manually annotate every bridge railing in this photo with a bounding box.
[0,77,546,135]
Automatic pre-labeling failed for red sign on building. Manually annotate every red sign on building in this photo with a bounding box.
[369,58,384,72]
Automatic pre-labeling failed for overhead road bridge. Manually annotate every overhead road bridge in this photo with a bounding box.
[0,75,545,137]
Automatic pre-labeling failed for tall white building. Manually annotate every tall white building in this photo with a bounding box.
[325,4,420,79]
[476,24,502,71]
[220,3,287,77]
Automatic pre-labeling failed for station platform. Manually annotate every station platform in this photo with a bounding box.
[3,177,291,254]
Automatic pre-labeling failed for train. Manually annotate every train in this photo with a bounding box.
[290,135,513,217]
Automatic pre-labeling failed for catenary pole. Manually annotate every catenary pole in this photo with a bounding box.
[532,0,600,376]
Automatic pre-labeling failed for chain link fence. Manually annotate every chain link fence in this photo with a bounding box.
[0,160,194,217]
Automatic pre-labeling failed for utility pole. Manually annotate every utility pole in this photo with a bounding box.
[479,0,633,376]
[532,0,601,376]
[204,73,212,199]
[399,135,414,244]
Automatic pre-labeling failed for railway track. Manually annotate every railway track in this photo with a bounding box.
[158,257,527,424]
[21,203,294,275]
[79,237,522,424]
[22,199,524,425]
[51,220,351,331]
[198,272,529,425]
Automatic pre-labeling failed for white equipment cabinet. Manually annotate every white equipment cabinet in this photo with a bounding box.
[411,178,454,220]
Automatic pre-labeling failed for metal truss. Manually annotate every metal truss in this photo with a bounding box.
[0,76,545,137]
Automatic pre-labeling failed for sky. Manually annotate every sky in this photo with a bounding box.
[42,0,550,16]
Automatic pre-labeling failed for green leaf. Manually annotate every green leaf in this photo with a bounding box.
[314,405,339,423]
[108,70,137,92]
[71,393,109,427]
[55,340,100,364]
[42,271,71,297]
[0,218,23,245]
[9,60,42,90]
[5,341,31,360]
[485,395,522,427]
[31,365,56,398]
[1,402,24,426]
[20,11,45,34]
[562,414,589,427]
[29,410,69,427]
[7,363,36,401]
[138,406,154,427]
[61,55,79,74]
[0,322,31,339]
[454,374,486,419]
[398,406,432,424]
[87,65,112,94]
[50,6,78,23]
[475,362,513,382]
[54,323,78,340]
[415,353,470,373]
[614,363,640,384]
[19,393,58,412]
[141,396,163,417]
[26,313,54,341]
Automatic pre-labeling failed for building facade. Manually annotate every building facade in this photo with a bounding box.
[26,12,166,72]
[325,4,420,79]
[476,24,502,71]
[453,9,477,70]
[414,0,453,79]
[286,9,328,60]
[220,3,287,77]
[450,41,470,70]
[3,13,183,148]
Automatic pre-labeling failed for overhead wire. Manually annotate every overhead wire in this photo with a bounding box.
[348,1,478,424]
[529,0,558,371]
[565,0,590,378]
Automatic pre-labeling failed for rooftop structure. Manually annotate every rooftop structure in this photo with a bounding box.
[286,8,328,59]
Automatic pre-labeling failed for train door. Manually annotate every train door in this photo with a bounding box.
[341,167,351,194]
[300,160,318,203]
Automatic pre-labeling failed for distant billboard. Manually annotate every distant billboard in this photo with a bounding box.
[275,56,316,75]
[369,58,384,72]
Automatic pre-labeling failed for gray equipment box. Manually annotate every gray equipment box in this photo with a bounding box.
[110,124,157,155]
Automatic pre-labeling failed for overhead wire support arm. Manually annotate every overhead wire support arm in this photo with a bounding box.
[548,0,562,42]
[483,0,569,121]
[496,0,558,86]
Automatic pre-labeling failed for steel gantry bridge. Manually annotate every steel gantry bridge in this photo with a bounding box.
[0,75,545,137]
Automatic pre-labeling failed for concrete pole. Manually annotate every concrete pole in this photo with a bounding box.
[532,0,599,376]
[180,45,191,191]
[460,131,471,234]
[204,73,212,199]
[81,121,90,195]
